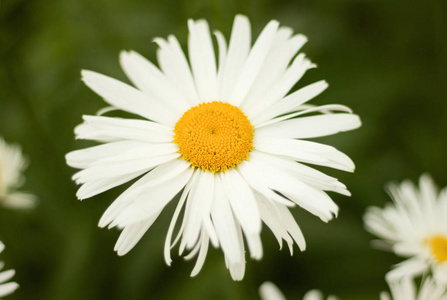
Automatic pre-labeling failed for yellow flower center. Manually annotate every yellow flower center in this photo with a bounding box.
[428,235,447,263]
[173,101,254,173]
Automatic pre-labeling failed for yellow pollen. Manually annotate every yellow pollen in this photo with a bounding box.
[173,101,254,173]
[428,235,447,263]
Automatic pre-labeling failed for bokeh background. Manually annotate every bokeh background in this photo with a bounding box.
[1,0,447,299]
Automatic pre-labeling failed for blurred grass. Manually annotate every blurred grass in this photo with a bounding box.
[1,0,447,299]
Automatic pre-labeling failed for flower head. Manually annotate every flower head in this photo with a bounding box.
[259,282,337,300]
[380,276,447,300]
[66,15,361,280]
[364,174,447,283]
[0,137,37,209]
[0,242,19,298]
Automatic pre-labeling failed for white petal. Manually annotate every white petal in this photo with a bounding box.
[363,207,398,241]
[110,162,194,227]
[184,239,201,260]
[303,290,324,300]
[289,162,351,196]
[393,242,422,257]
[190,230,210,277]
[229,20,279,106]
[2,192,37,209]
[119,50,189,113]
[227,222,246,281]
[188,19,218,101]
[256,194,305,255]
[181,171,215,250]
[379,292,392,300]
[99,159,191,227]
[238,161,296,207]
[275,202,306,251]
[386,258,428,281]
[219,15,251,101]
[73,146,180,199]
[257,196,291,250]
[73,143,179,183]
[256,192,305,253]
[259,282,287,300]
[228,262,245,281]
[81,70,178,126]
[255,113,361,139]
[211,175,244,264]
[214,31,227,85]
[220,170,262,235]
[96,106,119,115]
[114,214,162,255]
[433,263,447,284]
[271,27,294,47]
[177,171,202,256]
[254,137,355,172]
[243,53,315,119]
[242,33,308,112]
[74,149,180,200]
[0,270,15,284]
[244,150,350,197]
[75,170,151,201]
[419,174,438,221]
[0,138,27,190]
[155,35,199,106]
[385,277,416,300]
[0,282,19,298]
[244,231,263,260]
[164,183,191,265]
[416,277,447,299]
[75,115,173,143]
[203,217,219,249]
[252,80,328,126]
[66,141,145,169]
[256,104,353,129]
[248,151,338,222]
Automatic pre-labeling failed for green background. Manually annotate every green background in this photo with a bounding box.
[1,0,447,299]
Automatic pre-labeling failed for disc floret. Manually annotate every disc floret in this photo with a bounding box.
[173,101,254,173]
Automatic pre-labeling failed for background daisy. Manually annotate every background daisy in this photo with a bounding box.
[364,174,447,283]
[380,276,447,300]
[0,137,37,210]
[259,281,337,300]
[0,242,19,298]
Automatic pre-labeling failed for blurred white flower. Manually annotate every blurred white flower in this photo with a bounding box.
[364,174,447,283]
[380,276,447,300]
[0,242,19,298]
[66,15,361,280]
[0,137,37,209]
[259,282,337,300]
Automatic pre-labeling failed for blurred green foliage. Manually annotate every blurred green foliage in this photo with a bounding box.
[1,0,447,299]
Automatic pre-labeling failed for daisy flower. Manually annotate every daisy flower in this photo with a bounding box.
[66,15,361,280]
[380,276,447,300]
[259,281,337,300]
[0,137,37,209]
[364,174,447,283]
[0,242,19,298]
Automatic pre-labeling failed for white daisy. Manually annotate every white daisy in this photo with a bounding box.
[66,15,361,280]
[364,174,447,283]
[259,281,337,300]
[0,242,19,298]
[0,137,37,209]
[380,276,447,300]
